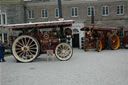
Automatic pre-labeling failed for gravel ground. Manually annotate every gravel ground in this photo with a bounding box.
[0,48,128,85]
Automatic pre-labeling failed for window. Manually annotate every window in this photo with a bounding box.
[88,6,95,16]
[41,9,48,18]
[4,33,8,44]
[0,13,7,26]
[0,33,8,43]
[117,5,124,15]
[0,14,1,25]
[72,7,78,17]
[102,6,109,16]
[2,14,6,24]
[55,8,59,18]
[27,9,34,19]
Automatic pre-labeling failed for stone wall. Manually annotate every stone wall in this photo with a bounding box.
[0,0,25,44]
[1,5,25,24]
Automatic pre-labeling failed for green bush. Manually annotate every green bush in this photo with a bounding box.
[5,52,12,57]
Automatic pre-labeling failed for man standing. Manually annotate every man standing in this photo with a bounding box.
[0,41,6,62]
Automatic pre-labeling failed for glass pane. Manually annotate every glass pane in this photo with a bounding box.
[32,10,34,18]
[106,7,108,15]
[88,8,90,15]
[0,34,2,41]
[43,9,45,17]
[2,14,6,24]
[121,6,124,14]
[103,7,105,15]
[75,8,77,16]
[45,10,47,17]
[0,14,1,25]
[56,8,59,17]
[4,33,8,44]
[117,6,120,14]
[56,9,57,17]
[72,8,74,16]
[41,10,44,17]
[28,10,31,18]
[91,8,94,16]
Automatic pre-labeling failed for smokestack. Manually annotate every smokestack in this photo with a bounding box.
[58,0,64,37]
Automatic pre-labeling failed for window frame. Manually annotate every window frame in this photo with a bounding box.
[0,12,7,26]
[55,8,60,18]
[116,5,124,15]
[102,6,109,16]
[87,6,95,16]
[27,9,34,19]
[0,33,8,44]
[41,9,48,18]
[71,7,78,17]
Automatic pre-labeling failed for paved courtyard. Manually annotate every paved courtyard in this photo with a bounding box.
[0,48,128,85]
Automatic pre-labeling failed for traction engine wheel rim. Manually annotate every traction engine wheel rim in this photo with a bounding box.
[109,34,120,50]
[96,40,102,52]
[12,35,40,62]
[84,39,89,51]
[55,43,73,61]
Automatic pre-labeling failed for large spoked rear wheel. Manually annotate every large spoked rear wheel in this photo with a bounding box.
[108,34,120,50]
[55,43,73,61]
[96,40,102,52]
[12,35,40,63]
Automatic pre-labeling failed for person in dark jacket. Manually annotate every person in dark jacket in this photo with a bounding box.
[0,41,6,62]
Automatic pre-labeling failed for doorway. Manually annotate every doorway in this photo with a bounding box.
[72,34,79,48]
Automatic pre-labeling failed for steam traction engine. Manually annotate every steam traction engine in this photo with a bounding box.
[81,26,120,52]
[4,20,74,62]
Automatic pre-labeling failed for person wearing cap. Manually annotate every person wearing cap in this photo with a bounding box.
[0,41,6,62]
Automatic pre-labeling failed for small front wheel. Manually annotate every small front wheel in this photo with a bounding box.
[55,43,73,61]
[96,40,102,52]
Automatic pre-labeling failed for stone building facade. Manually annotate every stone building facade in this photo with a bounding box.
[25,0,128,28]
[24,0,128,48]
[0,0,128,48]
